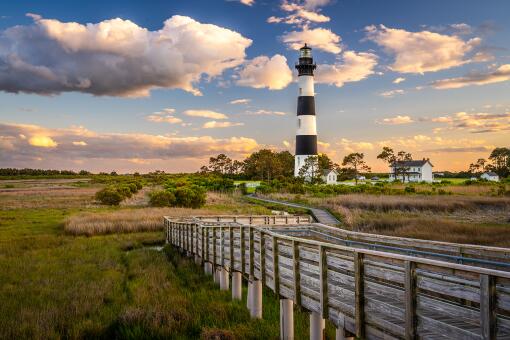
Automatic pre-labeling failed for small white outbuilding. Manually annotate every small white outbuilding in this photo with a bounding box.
[480,172,500,182]
[322,169,338,185]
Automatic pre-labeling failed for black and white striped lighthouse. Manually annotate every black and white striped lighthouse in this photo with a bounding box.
[294,43,318,177]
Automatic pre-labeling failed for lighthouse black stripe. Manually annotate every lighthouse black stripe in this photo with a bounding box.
[295,135,318,155]
[297,96,315,116]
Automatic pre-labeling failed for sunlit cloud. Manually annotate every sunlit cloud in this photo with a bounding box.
[379,89,405,98]
[246,109,287,116]
[236,54,293,90]
[430,111,510,133]
[431,64,510,89]
[378,115,414,125]
[365,24,481,73]
[183,110,228,120]
[230,98,251,105]
[202,121,244,128]
[315,51,378,87]
[393,77,406,84]
[282,27,341,53]
[28,135,58,148]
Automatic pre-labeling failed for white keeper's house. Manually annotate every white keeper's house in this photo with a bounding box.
[389,159,434,183]
[480,171,500,182]
[321,169,338,185]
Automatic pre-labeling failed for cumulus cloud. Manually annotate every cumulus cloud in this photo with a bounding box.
[337,138,374,153]
[431,64,510,89]
[230,98,251,105]
[0,123,259,169]
[378,115,414,125]
[183,110,228,120]
[146,115,183,124]
[236,55,293,90]
[393,77,406,84]
[365,25,481,73]
[430,111,510,133]
[268,1,330,26]
[237,0,255,6]
[202,121,244,128]
[379,89,405,98]
[0,14,252,97]
[282,27,341,53]
[315,51,378,87]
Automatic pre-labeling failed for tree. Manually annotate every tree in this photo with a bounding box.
[298,155,322,183]
[469,158,486,175]
[342,153,371,185]
[243,149,293,180]
[488,147,510,178]
[318,153,333,171]
[376,147,412,182]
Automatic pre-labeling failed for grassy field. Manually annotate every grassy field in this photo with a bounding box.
[265,193,510,247]
[0,179,341,339]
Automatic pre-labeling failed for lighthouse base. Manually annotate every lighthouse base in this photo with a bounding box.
[294,154,317,177]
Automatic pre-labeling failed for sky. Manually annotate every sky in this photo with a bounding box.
[0,0,509,173]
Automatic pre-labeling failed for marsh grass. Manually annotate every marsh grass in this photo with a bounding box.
[267,193,510,246]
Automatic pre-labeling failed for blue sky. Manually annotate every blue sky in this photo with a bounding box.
[0,0,509,172]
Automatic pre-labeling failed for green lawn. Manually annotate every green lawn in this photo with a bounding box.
[0,206,337,339]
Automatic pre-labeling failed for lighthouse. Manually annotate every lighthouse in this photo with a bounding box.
[294,44,318,177]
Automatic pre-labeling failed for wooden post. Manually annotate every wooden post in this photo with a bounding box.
[293,240,301,307]
[205,227,209,262]
[220,226,225,267]
[319,245,328,319]
[273,236,280,296]
[260,230,266,285]
[229,227,234,272]
[249,227,254,278]
[405,261,417,340]
[354,252,365,339]
[240,226,245,274]
[480,274,497,340]
[212,228,217,268]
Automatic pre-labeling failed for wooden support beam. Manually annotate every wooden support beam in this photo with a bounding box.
[354,252,365,339]
[405,261,417,340]
[249,227,254,278]
[229,227,234,272]
[273,236,280,296]
[293,240,301,307]
[480,274,497,340]
[260,230,266,285]
[240,226,245,274]
[319,245,328,319]
[220,226,224,267]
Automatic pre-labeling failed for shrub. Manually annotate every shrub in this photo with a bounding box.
[149,190,176,207]
[95,186,124,205]
[404,186,416,194]
[117,185,133,198]
[174,185,206,208]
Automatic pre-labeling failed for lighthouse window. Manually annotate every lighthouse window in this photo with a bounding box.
[299,87,302,95]
[298,118,301,128]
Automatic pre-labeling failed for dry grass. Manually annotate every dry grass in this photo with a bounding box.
[267,193,510,246]
[65,192,271,236]
[0,187,99,209]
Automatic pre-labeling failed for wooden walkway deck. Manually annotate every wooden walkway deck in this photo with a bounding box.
[165,215,510,339]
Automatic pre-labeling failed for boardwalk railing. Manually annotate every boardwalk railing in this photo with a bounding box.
[165,216,510,339]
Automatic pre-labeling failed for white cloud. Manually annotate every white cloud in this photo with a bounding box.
[268,0,331,26]
[338,138,374,152]
[379,89,405,98]
[202,121,244,128]
[236,54,293,90]
[183,110,228,120]
[282,27,341,54]
[430,111,510,133]
[378,115,414,125]
[246,109,287,116]
[431,64,510,89]
[365,25,481,73]
[238,0,255,6]
[230,98,251,105]
[393,77,406,84]
[0,14,252,97]
[315,51,378,87]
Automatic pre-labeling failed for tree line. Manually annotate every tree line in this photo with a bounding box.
[468,147,510,178]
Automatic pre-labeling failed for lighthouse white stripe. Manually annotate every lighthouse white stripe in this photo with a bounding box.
[298,75,314,96]
[296,115,317,135]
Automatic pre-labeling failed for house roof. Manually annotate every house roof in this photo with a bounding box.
[322,169,337,176]
[391,159,433,167]
[483,172,499,177]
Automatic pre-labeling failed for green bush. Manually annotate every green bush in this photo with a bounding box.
[404,186,416,193]
[149,190,176,207]
[117,185,133,198]
[95,187,124,205]
[174,185,206,208]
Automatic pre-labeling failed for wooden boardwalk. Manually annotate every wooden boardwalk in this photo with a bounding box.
[165,215,510,339]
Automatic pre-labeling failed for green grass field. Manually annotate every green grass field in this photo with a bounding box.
[0,182,338,339]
